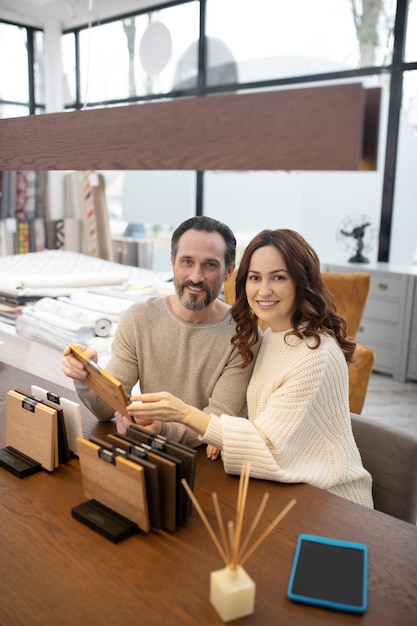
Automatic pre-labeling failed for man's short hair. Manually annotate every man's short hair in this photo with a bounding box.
[171,216,236,267]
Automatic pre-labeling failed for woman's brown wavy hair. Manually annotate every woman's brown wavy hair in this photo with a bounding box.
[231,229,356,367]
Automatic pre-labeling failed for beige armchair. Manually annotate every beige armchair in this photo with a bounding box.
[322,272,375,414]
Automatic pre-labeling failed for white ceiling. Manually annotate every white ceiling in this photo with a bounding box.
[0,0,162,29]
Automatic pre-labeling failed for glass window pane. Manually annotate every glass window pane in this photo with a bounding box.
[78,2,199,104]
[206,0,396,85]
[0,23,29,102]
[144,3,200,93]
[79,22,130,103]
[390,70,417,264]
[34,29,45,105]
[405,0,417,62]
[62,32,77,106]
[403,70,417,137]
[0,104,30,119]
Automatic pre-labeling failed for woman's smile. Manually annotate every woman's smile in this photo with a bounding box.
[256,299,279,309]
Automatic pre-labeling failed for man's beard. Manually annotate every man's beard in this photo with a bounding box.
[175,280,219,311]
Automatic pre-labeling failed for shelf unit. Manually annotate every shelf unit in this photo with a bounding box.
[408,281,417,380]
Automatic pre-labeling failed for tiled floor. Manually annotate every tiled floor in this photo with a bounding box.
[362,372,417,437]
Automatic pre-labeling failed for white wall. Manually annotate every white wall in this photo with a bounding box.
[122,170,196,228]
[203,170,383,267]
[389,112,417,265]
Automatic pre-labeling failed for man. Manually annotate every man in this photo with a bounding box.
[62,216,261,457]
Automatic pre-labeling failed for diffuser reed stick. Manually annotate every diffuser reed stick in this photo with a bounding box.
[212,492,230,563]
[236,491,270,564]
[181,462,296,570]
[239,497,297,567]
[181,479,229,566]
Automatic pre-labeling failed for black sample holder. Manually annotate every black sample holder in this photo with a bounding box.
[0,446,42,478]
[71,499,139,543]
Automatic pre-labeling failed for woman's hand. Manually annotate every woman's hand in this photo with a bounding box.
[127,392,188,423]
[115,411,162,437]
[61,344,98,380]
[126,391,210,436]
[206,445,221,461]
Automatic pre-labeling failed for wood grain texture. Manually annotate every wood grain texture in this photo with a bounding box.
[69,344,130,416]
[5,389,57,471]
[77,437,150,532]
[0,83,379,171]
[361,87,382,170]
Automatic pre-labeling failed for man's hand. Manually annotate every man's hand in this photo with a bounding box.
[61,344,98,380]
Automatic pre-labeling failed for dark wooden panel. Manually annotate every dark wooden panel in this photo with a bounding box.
[0,83,379,171]
[361,87,382,170]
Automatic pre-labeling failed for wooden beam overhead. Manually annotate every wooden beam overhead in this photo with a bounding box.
[0,83,380,171]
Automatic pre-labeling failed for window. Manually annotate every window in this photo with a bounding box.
[405,0,417,61]
[0,22,29,115]
[0,21,44,118]
[76,2,199,106]
[205,0,396,86]
[34,29,45,108]
[62,32,77,108]
[1,1,416,267]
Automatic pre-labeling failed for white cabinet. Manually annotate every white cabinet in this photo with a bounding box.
[324,262,417,383]
[408,282,417,381]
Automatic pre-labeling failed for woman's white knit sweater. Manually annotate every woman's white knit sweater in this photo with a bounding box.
[202,328,373,508]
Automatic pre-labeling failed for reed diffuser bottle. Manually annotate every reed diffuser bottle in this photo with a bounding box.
[210,564,255,622]
[182,462,296,623]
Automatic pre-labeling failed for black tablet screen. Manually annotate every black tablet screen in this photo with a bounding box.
[288,535,367,612]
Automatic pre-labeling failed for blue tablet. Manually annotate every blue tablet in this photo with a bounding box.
[287,534,368,614]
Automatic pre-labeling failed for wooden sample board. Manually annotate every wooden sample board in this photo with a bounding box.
[77,437,150,532]
[6,389,58,471]
[69,344,130,417]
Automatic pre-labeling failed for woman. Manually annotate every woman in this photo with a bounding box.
[119,229,373,508]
